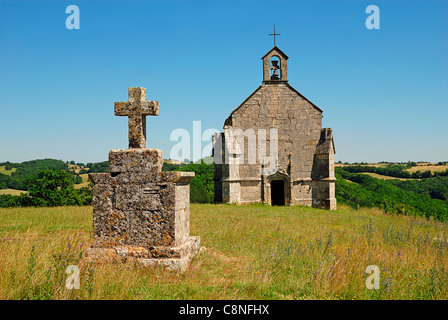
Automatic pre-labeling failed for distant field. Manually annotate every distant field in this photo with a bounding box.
[74,173,90,189]
[336,163,448,172]
[0,166,16,176]
[69,163,91,173]
[0,189,27,196]
[406,164,448,173]
[336,162,448,180]
[359,172,412,181]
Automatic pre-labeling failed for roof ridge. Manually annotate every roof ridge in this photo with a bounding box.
[261,46,289,60]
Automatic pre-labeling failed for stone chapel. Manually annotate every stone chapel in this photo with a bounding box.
[213,46,336,210]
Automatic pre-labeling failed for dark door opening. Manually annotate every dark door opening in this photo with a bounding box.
[271,180,285,206]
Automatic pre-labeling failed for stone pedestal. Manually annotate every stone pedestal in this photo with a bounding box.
[85,87,200,272]
[85,148,200,272]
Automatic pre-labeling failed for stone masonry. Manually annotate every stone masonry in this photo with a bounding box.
[213,47,336,210]
[85,87,200,272]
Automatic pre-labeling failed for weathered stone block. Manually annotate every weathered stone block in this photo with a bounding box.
[86,236,201,272]
[126,210,175,247]
[114,184,162,211]
[93,209,129,247]
[92,184,114,213]
[161,171,195,184]
[89,173,111,185]
[87,86,200,272]
[109,148,163,173]
[110,171,160,185]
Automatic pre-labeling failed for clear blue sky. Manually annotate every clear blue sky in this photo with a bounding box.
[1,0,447,164]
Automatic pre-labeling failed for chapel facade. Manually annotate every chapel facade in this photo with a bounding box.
[213,46,336,210]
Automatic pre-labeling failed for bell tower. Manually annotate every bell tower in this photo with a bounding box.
[262,46,289,83]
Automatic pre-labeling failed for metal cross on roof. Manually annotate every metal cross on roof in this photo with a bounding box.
[269,24,280,47]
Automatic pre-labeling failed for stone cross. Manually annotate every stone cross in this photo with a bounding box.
[114,87,159,149]
[87,85,199,271]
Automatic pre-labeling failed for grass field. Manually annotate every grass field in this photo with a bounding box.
[68,164,85,174]
[74,173,90,189]
[0,189,27,196]
[335,163,448,174]
[0,204,447,300]
[358,172,412,181]
[0,166,16,176]
[406,164,448,173]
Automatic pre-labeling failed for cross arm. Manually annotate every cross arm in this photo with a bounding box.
[114,102,131,116]
[114,101,159,116]
[141,100,159,116]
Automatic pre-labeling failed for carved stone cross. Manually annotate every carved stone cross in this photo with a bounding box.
[114,87,159,149]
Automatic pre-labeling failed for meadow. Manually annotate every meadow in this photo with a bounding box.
[0,189,27,196]
[357,172,412,181]
[1,203,447,300]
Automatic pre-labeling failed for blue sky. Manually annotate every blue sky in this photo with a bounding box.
[0,0,447,163]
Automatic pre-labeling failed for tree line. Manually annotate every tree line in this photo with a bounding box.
[335,167,448,221]
[0,159,85,190]
[0,170,92,207]
[2,158,448,222]
[0,159,214,207]
[341,164,448,179]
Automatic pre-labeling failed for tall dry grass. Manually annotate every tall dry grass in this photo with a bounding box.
[0,204,447,299]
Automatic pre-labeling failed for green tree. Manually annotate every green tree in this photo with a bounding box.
[25,170,83,206]
[179,161,214,203]
[335,167,448,221]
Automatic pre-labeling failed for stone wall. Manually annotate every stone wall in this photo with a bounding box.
[214,78,336,209]
[213,47,336,210]
[88,148,200,271]
[227,82,322,181]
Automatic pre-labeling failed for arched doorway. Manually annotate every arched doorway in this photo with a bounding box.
[270,180,285,206]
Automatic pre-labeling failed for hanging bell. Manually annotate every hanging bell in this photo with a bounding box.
[270,60,280,80]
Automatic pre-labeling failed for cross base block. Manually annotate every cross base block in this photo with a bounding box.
[84,236,201,273]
